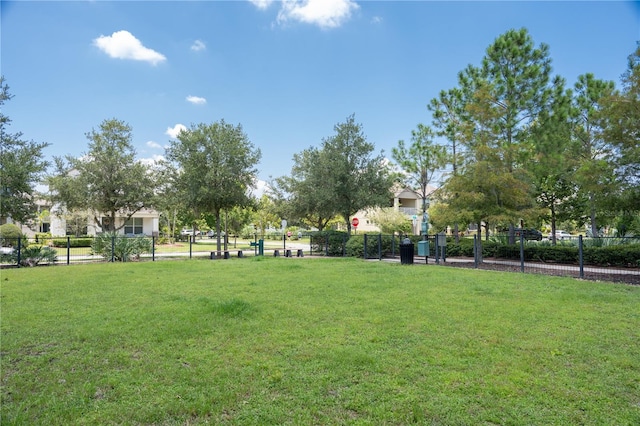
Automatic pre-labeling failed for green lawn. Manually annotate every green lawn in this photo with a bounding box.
[1,258,639,425]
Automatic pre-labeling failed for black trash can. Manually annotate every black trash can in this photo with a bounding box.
[399,239,414,265]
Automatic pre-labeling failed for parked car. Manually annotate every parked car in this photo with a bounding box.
[206,230,225,238]
[514,228,543,241]
[548,230,572,241]
[0,246,14,255]
[180,229,200,236]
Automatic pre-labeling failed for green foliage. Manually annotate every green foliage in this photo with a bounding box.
[34,232,51,242]
[367,207,412,235]
[0,77,50,224]
[392,123,448,204]
[17,245,58,267]
[91,233,152,262]
[165,120,261,253]
[310,230,349,256]
[444,238,475,257]
[270,148,338,232]
[52,237,93,248]
[0,223,26,249]
[601,44,640,214]
[344,234,400,258]
[0,223,22,240]
[47,118,156,232]
[457,238,640,267]
[583,245,640,267]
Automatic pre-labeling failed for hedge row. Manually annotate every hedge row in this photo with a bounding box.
[51,238,94,248]
[332,234,640,268]
[445,240,640,267]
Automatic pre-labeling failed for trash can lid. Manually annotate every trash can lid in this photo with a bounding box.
[402,238,411,244]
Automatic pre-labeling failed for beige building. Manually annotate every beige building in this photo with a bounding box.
[5,200,159,238]
[350,185,437,235]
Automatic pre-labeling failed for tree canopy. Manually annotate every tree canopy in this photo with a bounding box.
[0,77,50,224]
[47,118,156,232]
[164,120,261,252]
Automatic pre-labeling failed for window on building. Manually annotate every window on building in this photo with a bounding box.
[124,218,144,235]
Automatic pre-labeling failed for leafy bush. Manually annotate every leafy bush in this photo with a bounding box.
[0,223,22,240]
[17,245,58,267]
[34,232,52,242]
[445,238,475,257]
[1,245,58,267]
[52,238,94,248]
[0,223,26,248]
[91,233,152,262]
[583,245,640,267]
[457,240,640,267]
[310,230,349,256]
[345,234,399,258]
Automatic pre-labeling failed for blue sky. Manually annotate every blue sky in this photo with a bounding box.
[2,1,639,190]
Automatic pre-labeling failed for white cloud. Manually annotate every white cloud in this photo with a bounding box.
[138,154,165,166]
[277,0,359,29]
[249,0,276,10]
[191,40,206,51]
[166,124,187,139]
[186,95,207,105]
[93,30,166,65]
[371,16,383,24]
[250,179,269,199]
[146,140,164,150]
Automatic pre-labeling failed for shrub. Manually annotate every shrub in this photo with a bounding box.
[91,233,152,262]
[445,238,475,257]
[52,238,94,248]
[0,223,25,248]
[345,234,398,258]
[0,223,22,240]
[17,245,58,267]
[583,245,640,267]
[310,230,349,256]
[34,232,52,242]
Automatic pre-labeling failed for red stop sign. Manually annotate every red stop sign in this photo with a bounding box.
[352,217,359,227]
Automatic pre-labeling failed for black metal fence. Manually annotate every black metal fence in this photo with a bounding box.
[2,234,638,284]
[308,233,640,284]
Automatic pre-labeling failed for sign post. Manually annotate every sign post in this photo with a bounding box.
[351,217,359,234]
[281,219,287,250]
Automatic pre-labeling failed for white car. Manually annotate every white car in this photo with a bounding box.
[0,246,14,255]
[180,229,200,236]
[548,230,572,241]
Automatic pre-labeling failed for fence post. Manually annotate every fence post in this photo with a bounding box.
[111,235,115,262]
[435,235,439,265]
[67,236,71,265]
[579,235,584,279]
[325,236,329,257]
[189,235,193,259]
[364,234,368,259]
[152,236,155,262]
[520,233,525,273]
[378,234,382,260]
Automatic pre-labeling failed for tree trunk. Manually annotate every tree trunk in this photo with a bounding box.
[589,193,598,237]
[215,208,222,256]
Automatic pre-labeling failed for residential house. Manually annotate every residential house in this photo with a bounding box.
[350,185,437,235]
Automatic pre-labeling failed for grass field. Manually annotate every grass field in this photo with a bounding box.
[1,258,639,425]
